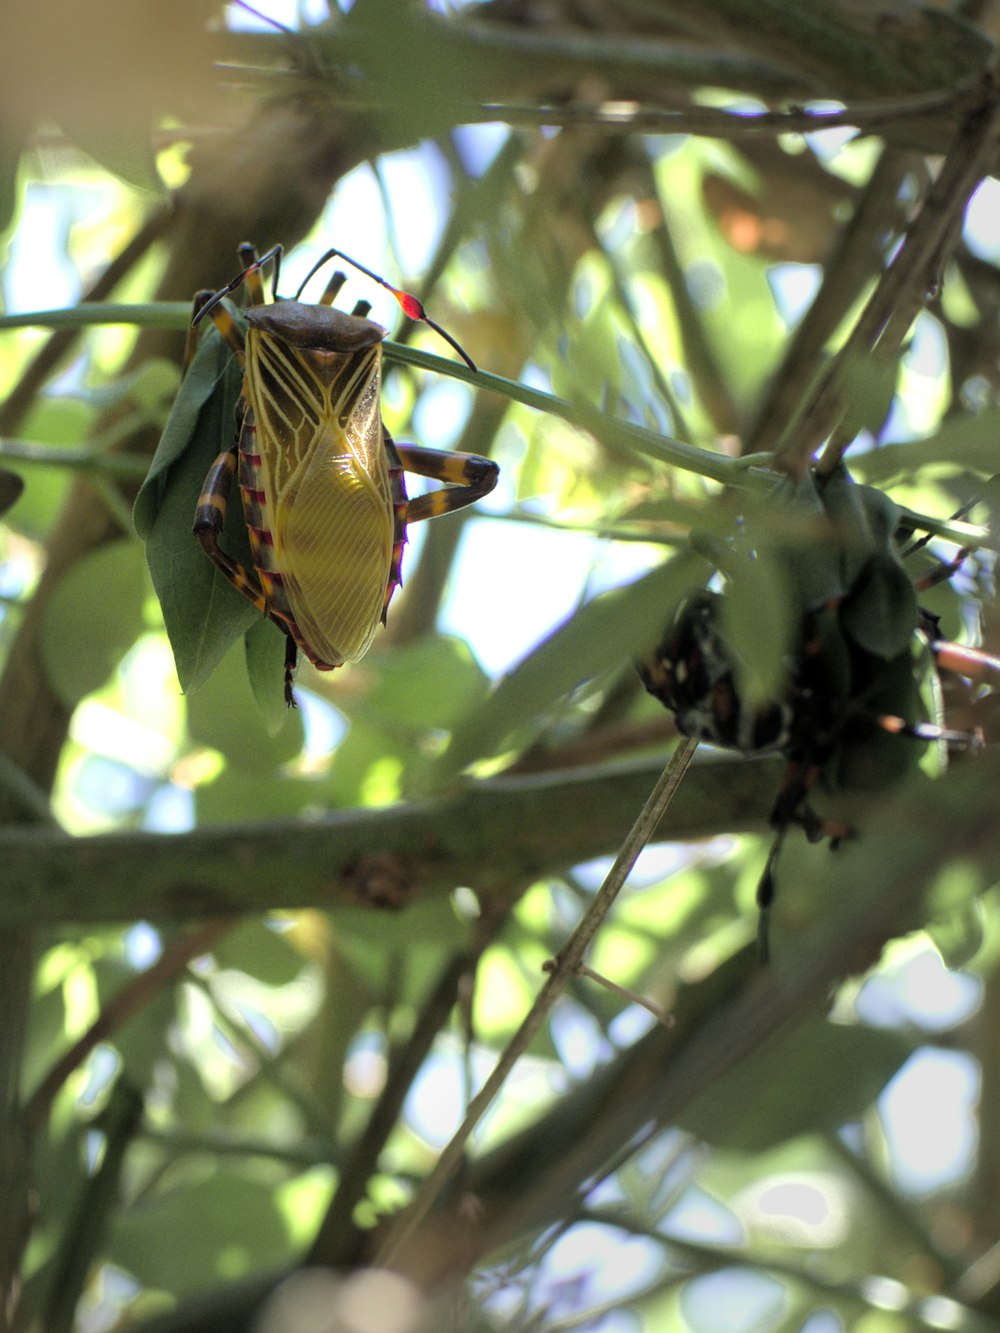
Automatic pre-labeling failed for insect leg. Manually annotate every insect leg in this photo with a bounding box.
[185,291,216,367]
[755,830,785,967]
[193,445,270,615]
[194,301,248,360]
[931,637,1000,686]
[394,443,499,523]
[192,244,282,336]
[756,756,853,963]
[193,441,307,705]
[283,635,298,709]
[913,548,971,592]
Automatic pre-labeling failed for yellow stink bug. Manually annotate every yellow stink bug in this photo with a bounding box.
[186,244,498,704]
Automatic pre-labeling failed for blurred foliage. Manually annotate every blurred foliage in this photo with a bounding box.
[3,2,1000,1331]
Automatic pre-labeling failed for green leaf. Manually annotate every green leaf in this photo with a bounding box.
[245,617,293,734]
[814,468,917,659]
[838,352,899,442]
[69,125,164,195]
[107,1173,293,1297]
[212,919,307,987]
[681,1020,912,1152]
[852,477,901,550]
[7,396,93,539]
[324,718,411,807]
[852,410,1000,483]
[816,465,879,592]
[822,645,930,795]
[195,768,319,826]
[134,321,235,537]
[718,551,794,706]
[840,553,918,660]
[322,637,492,798]
[757,472,846,613]
[39,540,149,708]
[927,901,985,970]
[186,637,304,770]
[137,320,262,693]
[358,636,491,731]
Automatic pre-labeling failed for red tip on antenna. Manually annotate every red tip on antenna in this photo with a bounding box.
[389,287,477,372]
[392,289,425,321]
[300,248,478,372]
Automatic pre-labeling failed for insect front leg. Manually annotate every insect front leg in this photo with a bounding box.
[192,243,281,343]
[394,443,499,523]
[193,440,270,616]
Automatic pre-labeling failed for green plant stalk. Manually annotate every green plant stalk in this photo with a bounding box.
[3,307,992,548]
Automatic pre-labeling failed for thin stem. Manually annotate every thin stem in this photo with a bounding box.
[0,303,192,331]
[479,87,965,138]
[375,738,698,1268]
[776,61,1000,476]
[0,439,150,477]
[3,312,995,549]
[568,962,674,1027]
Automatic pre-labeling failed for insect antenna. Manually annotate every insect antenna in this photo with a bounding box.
[193,245,283,327]
[297,247,478,371]
[229,0,294,33]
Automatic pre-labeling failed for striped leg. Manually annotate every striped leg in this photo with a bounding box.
[193,443,268,615]
[394,444,498,524]
[192,439,300,706]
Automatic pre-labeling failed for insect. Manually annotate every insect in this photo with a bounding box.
[190,244,499,704]
[639,467,999,960]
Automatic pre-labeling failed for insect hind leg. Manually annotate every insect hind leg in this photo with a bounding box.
[755,754,853,964]
[395,443,499,523]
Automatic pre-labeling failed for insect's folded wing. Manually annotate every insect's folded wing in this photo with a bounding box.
[277,449,393,665]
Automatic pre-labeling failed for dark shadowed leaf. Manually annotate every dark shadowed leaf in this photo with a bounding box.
[681,1019,912,1152]
[137,319,261,694]
[107,1173,295,1297]
[186,637,304,769]
[39,540,148,707]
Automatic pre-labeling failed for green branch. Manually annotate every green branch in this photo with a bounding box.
[0,754,776,925]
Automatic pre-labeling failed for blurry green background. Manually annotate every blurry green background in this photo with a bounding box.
[3,2,1000,1330]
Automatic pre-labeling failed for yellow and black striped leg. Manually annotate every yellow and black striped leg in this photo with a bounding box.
[193,445,270,615]
[190,244,279,355]
[394,443,499,524]
[194,445,303,706]
[201,301,248,360]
